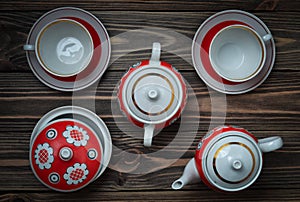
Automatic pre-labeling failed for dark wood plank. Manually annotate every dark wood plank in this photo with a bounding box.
[1,189,300,201]
[0,72,298,192]
[0,2,299,200]
[0,72,298,191]
[0,128,299,191]
[0,11,299,72]
[1,188,300,202]
[0,69,299,131]
[0,0,300,11]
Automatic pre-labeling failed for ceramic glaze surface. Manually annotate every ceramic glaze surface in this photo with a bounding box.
[194,126,262,191]
[118,43,187,147]
[56,37,84,65]
[192,10,275,94]
[172,125,283,192]
[37,19,93,77]
[120,63,184,124]
[24,7,111,91]
[30,119,103,192]
[209,25,265,82]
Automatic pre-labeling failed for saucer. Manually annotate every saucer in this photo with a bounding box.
[25,7,111,91]
[192,10,275,94]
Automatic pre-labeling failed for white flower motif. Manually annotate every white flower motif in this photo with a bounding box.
[63,163,89,185]
[63,125,89,146]
[34,143,54,170]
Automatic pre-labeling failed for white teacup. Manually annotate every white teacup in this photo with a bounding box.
[24,19,94,77]
[209,25,272,82]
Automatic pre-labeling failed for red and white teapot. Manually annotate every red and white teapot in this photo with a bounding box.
[172,125,283,192]
[118,42,187,147]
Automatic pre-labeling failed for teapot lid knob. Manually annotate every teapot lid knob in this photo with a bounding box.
[59,147,73,161]
[232,160,242,170]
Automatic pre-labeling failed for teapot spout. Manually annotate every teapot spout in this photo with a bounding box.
[172,158,201,190]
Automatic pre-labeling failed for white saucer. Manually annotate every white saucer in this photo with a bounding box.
[192,10,275,94]
[25,7,111,91]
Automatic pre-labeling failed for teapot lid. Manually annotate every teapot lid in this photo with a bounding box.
[118,61,186,125]
[30,119,102,192]
[203,131,262,191]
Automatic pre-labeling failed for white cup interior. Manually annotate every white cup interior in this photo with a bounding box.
[36,19,93,77]
[209,25,266,82]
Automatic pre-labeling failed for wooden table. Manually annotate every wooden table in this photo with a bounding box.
[0,1,299,201]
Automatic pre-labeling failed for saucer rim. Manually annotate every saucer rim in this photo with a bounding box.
[192,9,275,94]
[25,7,111,91]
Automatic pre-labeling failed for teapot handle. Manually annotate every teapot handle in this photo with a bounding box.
[143,124,155,147]
[150,42,161,65]
[258,136,283,153]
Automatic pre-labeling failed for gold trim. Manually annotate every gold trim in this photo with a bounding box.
[239,26,265,80]
[212,142,255,184]
[37,19,88,75]
[222,25,265,81]
[131,73,175,116]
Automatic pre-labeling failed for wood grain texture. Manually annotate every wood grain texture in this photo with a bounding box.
[0,71,299,131]
[0,70,299,193]
[0,0,300,11]
[0,130,298,191]
[0,11,300,72]
[1,189,300,202]
[0,1,299,201]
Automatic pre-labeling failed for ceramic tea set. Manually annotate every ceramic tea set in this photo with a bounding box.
[24,7,283,192]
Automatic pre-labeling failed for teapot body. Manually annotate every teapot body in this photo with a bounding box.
[118,42,187,147]
[172,125,283,192]
[195,125,262,192]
